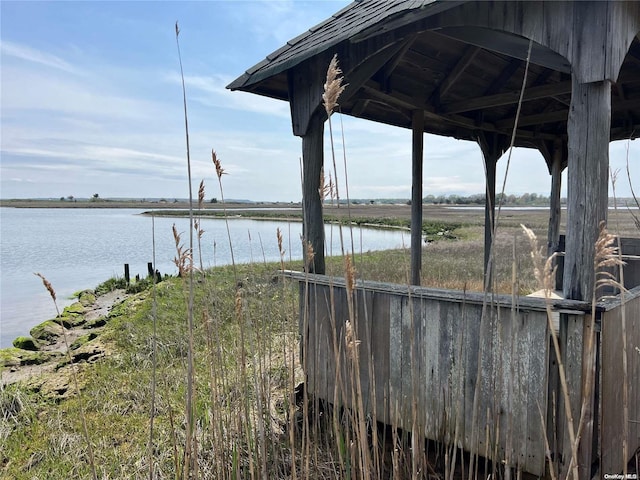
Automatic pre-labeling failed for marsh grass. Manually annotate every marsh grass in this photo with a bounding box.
[3,33,638,480]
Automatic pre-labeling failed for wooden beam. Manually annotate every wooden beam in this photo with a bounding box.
[379,34,417,92]
[288,53,331,136]
[496,110,568,130]
[302,113,326,274]
[411,110,424,286]
[563,79,611,302]
[429,45,481,105]
[360,83,559,141]
[440,80,572,115]
[340,39,414,105]
[477,132,505,288]
[483,58,522,96]
[548,140,565,256]
[288,37,410,137]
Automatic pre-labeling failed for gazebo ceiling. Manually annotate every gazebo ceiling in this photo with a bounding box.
[228,0,640,163]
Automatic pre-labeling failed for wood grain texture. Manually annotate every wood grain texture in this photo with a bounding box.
[301,114,326,275]
[296,274,558,475]
[563,79,611,301]
[411,110,424,286]
[600,287,640,474]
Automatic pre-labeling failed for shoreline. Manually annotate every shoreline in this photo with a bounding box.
[1,288,132,393]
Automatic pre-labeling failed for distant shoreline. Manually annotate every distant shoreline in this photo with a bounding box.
[0,199,301,210]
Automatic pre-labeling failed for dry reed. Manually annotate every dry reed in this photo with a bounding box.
[34,273,98,480]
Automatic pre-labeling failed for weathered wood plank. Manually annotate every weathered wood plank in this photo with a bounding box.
[462,300,482,456]
[294,272,609,477]
[283,270,596,313]
[354,288,374,413]
[557,313,586,479]
[547,140,564,256]
[389,295,404,428]
[422,297,442,440]
[525,311,550,474]
[563,79,611,301]
[370,292,391,424]
[601,287,640,474]
[411,110,424,286]
[300,114,326,274]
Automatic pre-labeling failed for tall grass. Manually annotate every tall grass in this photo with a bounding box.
[2,28,637,480]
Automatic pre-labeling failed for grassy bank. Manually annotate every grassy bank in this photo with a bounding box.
[1,262,302,478]
[2,202,637,478]
[0,211,551,479]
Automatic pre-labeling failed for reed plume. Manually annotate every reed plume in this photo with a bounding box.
[34,273,97,480]
[35,272,56,302]
[198,180,205,210]
[212,149,225,179]
[172,223,192,277]
[520,225,579,480]
[594,221,626,295]
[322,54,347,116]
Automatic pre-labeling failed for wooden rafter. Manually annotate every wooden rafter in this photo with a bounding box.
[483,58,522,95]
[439,80,572,114]
[428,44,481,105]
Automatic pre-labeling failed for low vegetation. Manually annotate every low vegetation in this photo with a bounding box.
[0,210,548,479]
[2,35,637,480]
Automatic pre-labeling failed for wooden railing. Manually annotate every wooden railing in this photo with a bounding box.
[285,272,640,475]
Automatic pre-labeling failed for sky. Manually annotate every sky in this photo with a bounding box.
[1,1,637,202]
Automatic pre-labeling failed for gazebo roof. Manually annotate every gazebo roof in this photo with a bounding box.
[228,0,640,166]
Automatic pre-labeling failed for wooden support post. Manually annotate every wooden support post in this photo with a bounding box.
[563,79,611,301]
[483,155,497,288]
[302,113,325,274]
[564,78,611,480]
[547,140,564,257]
[411,110,424,286]
[477,132,503,289]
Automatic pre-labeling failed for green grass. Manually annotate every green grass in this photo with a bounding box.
[1,262,302,479]
[1,221,543,479]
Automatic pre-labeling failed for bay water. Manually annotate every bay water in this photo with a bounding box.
[0,208,408,347]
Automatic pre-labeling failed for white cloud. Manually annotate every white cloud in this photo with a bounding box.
[163,71,290,118]
[0,40,82,74]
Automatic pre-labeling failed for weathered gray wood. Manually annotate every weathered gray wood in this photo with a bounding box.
[389,295,404,427]
[287,54,331,137]
[411,110,424,286]
[283,270,596,313]
[294,272,557,476]
[563,79,611,301]
[556,313,586,479]
[578,316,598,480]
[547,140,564,256]
[477,133,504,288]
[440,80,572,115]
[600,286,640,474]
[370,292,391,424]
[432,1,640,83]
[301,114,326,274]
[525,311,551,472]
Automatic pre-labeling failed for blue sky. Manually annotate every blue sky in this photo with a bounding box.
[1,1,637,201]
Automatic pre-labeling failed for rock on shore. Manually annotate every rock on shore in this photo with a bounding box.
[0,289,129,398]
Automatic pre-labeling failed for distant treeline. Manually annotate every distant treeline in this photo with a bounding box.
[347,193,553,206]
[346,194,637,206]
[423,192,551,205]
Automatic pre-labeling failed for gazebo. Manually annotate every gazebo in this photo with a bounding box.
[229,1,640,477]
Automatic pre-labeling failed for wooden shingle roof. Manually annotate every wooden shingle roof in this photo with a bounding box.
[227,0,459,93]
[227,0,640,160]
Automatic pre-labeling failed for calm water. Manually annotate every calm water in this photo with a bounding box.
[0,208,408,347]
